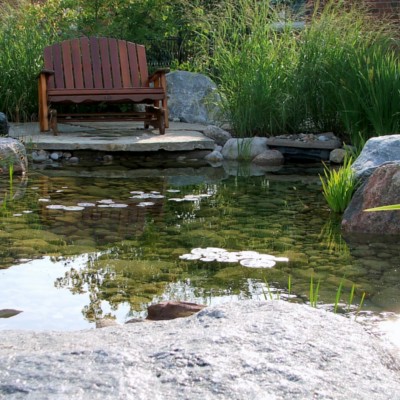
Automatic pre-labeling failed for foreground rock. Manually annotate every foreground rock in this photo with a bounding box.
[352,134,400,181]
[342,162,400,235]
[1,301,399,400]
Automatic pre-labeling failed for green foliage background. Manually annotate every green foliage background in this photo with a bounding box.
[0,0,399,149]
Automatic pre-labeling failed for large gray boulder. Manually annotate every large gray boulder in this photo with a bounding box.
[342,162,400,235]
[0,112,9,136]
[1,301,399,400]
[352,134,400,180]
[167,71,222,124]
[0,137,27,175]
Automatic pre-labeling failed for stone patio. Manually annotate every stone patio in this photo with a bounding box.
[9,121,215,153]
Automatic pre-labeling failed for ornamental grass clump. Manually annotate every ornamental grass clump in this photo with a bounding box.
[319,157,358,213]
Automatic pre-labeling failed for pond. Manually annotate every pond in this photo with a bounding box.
[0,162,399,345]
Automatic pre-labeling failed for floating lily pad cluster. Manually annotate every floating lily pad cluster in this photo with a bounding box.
[37,188,214,213]
[179,247,289,269]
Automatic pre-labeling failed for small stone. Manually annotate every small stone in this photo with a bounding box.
[32,150,48,163]
[252,149,284,166]
[103,155,113,163]
[329,148,347,164]
[68,157,79,164]
[205,150,224,163]
[62,152,72,159]
[50,152,59,161]
[96,318,119,328]
[203,125,232,146]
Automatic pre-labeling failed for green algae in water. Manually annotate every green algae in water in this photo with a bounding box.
[0,168,399,330]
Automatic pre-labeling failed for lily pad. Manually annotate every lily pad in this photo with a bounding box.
[240,258,276,268]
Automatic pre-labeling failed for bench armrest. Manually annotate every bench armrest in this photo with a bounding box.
[37,69,55,79]
[148,68,170,83]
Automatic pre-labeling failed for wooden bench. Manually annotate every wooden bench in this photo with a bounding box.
[38,37,169,135]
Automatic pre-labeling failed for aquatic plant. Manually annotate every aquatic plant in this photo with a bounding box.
[364,204,400,212]
[319,157,358,213]
[309,275,320,308]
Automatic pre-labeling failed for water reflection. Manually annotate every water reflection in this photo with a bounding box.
[0,165,399,338]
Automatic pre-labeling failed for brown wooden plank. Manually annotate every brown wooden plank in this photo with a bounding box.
[99,37,112,89]
[61,40,74,89]
[90,37,103,88]
[70,38,84,89]
[127,42,140,87]
[43,46,55,89]
[38,74,49,131]
[118,40,131,88]
[52,44,65,89]
[136,45,149,86]
[48,88,164,96]
[81,37,93,89]
[109,38,122,89]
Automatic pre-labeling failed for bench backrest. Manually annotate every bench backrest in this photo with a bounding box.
[43,37,150,90]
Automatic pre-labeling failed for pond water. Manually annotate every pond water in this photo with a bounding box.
[0,163,399,344]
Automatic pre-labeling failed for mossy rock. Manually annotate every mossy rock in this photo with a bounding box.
[12,228,64,243]
[8,246,36,257]
[0,230,11,239]
[93,259,173,280]
[60,245,97,256]
[13,239,59,253]
[281,250,308,266]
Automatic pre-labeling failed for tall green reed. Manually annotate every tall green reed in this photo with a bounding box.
[205,0,301,137]
[200,0,399,145]
[0,1,79,121]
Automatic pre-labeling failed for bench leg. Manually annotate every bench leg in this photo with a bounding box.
[144,106,165,135]
[38,75,49,132]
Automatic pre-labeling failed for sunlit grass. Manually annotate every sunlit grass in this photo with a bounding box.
[319,157,358,213]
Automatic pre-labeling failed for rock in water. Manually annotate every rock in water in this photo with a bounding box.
[0,309,22,318]
[342,162,400,235]
[0,138,27,175]
[146,301,206,320]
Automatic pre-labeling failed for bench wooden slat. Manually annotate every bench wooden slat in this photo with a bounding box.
[107,38,121,89]
[81,37,94,89]
[136,45,149,86]
[43,46,55,89]
[127,42,140,87]
[48,88,164,96]
[90,37,103,88]
[61,40,74,89]
[99,37,112,89]
[52,44,65,89]
[118,39,131,88]
[70,38,84,89]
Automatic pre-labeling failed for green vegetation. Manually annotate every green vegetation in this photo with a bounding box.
[201,0,400,143]
[365,204,400,212]
[2,0,399,147]
[319,157,358,213]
